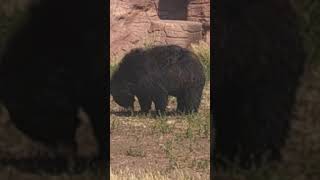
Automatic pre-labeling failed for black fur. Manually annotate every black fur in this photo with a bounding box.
[0,0,107,166]
[215,0,306,168]
[111,45,206,114]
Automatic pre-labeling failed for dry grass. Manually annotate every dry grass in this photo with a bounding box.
[190,41,210,80]
[110,168,205,180]
[110,83,210,180]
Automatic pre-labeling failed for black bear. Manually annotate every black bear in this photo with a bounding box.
[0,0,107,168]
[111,45,206,114]
[215,0,306,168]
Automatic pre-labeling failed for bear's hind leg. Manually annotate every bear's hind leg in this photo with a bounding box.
[182,86,203,114]
[177,95,186,113]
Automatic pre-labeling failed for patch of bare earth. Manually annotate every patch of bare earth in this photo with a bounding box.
[110,83,210,179]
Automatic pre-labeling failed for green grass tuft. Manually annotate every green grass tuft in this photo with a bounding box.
[190,41,210,81]
[110,63,119,78]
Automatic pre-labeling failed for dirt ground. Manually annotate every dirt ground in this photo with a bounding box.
[110,83,211,179]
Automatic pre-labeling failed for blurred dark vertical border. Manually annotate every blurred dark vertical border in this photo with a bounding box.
[210,0,320,178]
[210,0,215,178]
[104,0,111,178]
[0,0,111,178]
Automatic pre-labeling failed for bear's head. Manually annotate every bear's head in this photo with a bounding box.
[110,80,135,110]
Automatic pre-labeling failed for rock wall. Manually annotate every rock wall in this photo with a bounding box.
[1,0,211,63]
[187,0,210,23]
[110,0,157,61]
[148,20,203,47]
[110,0,210,63]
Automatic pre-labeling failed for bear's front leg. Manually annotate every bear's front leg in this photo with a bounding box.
[182,86,204,114]
[137,95,152,114]
[153,92,168,116]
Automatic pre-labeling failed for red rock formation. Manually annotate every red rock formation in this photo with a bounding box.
[110,0,210,63]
